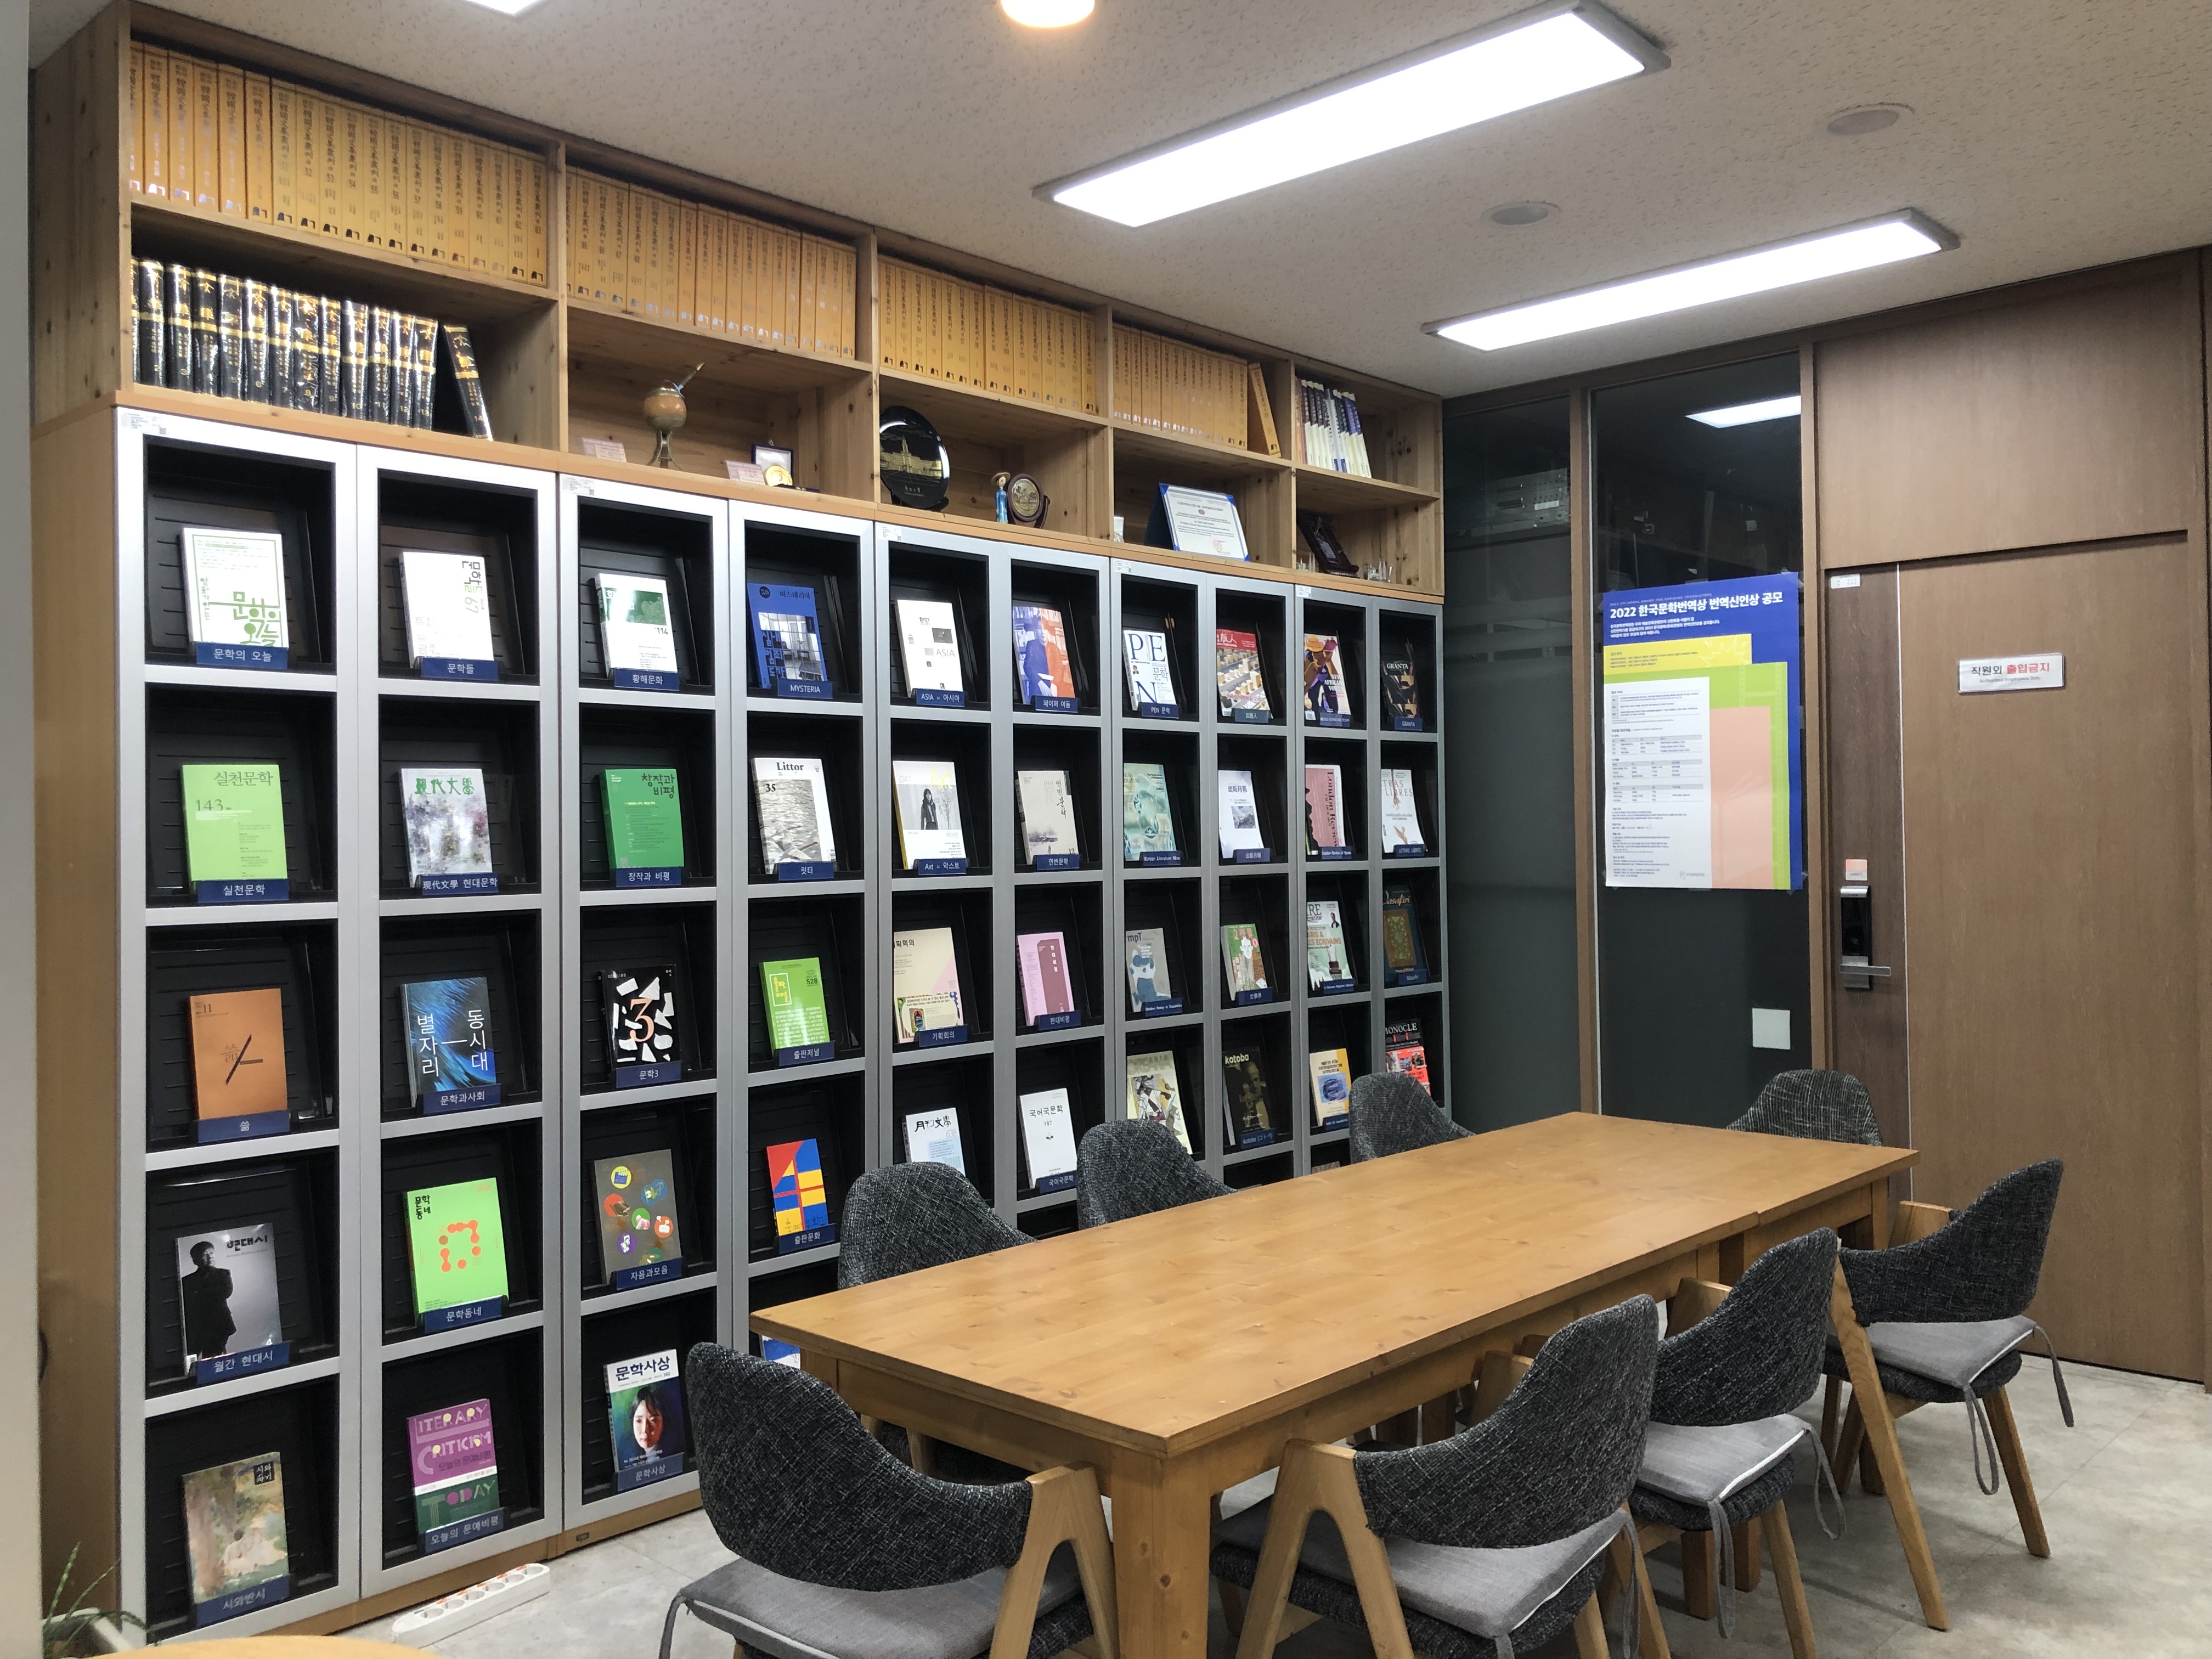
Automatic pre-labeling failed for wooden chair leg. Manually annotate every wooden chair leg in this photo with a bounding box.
[1764,1502,1817,1659]
[1236,1442,1415,1659]
[1859,1427,1886,1497]
[1984,1386,2051,1558]
[1820,1375,1844,1465]
[1680,1528,1719,1621]
[1731,1517,1761,1590]
[1833,1395,1866,1493]
[1571,1594,1609,1659]
[1606,1521,1673,1659]
[1832,1266,1948,1630]
[1630,1530,1674,1659]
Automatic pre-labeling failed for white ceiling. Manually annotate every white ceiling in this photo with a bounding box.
[37,0,2212,398]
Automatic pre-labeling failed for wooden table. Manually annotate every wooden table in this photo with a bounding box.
[753,1113,1914,1658]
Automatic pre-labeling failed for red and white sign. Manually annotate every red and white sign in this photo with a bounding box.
[1958,653,2063,693]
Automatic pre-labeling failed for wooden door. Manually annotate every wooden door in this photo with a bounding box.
[1826,537,2207,1380]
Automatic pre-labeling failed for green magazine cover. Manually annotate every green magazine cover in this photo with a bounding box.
[405,1177,509,1317]
[602,766,685,872]
[759,957,830,1052]
[181,763,288,889]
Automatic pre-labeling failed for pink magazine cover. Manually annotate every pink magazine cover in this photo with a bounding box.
[1017,930,1075,1021]
[409,1397,497,1488]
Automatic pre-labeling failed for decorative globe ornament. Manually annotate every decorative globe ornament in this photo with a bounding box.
[644,364,703,468]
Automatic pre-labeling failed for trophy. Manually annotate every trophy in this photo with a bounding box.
[643,365,703,469]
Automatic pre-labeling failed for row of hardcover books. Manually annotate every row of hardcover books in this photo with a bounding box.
[878,257,1099,413]
[131,257,493,436]
[127,42,551,286]
[1297,376,1374,477]
[566,168,859,359]
[1109,322,1268,453]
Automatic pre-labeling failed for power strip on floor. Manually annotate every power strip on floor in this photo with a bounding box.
[388,1561,552,1646]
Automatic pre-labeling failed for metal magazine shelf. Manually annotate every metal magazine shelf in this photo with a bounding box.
[75,405,1442,1638]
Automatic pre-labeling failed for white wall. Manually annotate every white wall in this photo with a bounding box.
[2,0,43,1647]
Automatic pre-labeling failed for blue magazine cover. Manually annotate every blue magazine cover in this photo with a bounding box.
[402,976,500,1110]
[749,583,827,690]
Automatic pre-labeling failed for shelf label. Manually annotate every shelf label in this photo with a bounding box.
[1136,699,1180,721]
[422,1296,505,1335]
[419,657,500,682]
[1030,695,1079,714]
[1312,847,1355,862]
[614,667,680,692]
[776,1222,837,1256]
[614,1062,683,1090]
[195,1575,290,1627]
[193,1340,290,1385]
[1031,852,1081,872]
[1034,1170,1076,1194]
[1137,997,1184,1019]
[421,873,499,896]
[1317,1110,1350,1131]
[913,687,965,708]
[1232,848,1271,864]
[1390,968,1431,988]
[775,675,834,701]
[197,879,290,905]
[1316,978,1358,997]
[196,642,289,671]
[1228,708,1271,725]
[1236,1127,1278,1150]
[423,1083,501,1115]
[775,1041,836,1068]
[1031,1009,1082,1032]
[611,1258,683,1294]
[775,860,836,882]
[1233,988,1274,1007]
[1310,711,1352,729]
[910,857,967,877]
[613,867,683,889]
[1137,850,1182,868]
[195,1111,290,1146]
[421,1508,506,1556]
[1392,716,1424,732]
[613,1458,684,1494]
[909,1024,969,1049]
[1389,844,1429,860]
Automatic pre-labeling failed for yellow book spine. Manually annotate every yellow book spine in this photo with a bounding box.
[316,95,340,236]
[898,259,914,371]
[494,148,515,282]
[1082,317,1098,414]
[510,150,530,280]
[292,88,319,227]
[665,199,685,323]
[427,127,449,258]
[467,140,488,272]
[127,44,144,194]
[638,191,658,318]
[407,122,430,256]
[590,177,610,304]
[602,183,624,308]
[763,227,782,346]
[388,119,410,256]
[245,75,271,222]
[985,289,1007,391]
[742,218,762,341]
[268,82,293,223]
[143,48,166,199]
[626,188,648,315]
[650,194,671,321]
[524,156,545,284]
[339,103,363,240]
[796,236,816,354]
[167,53,194,208]
[781,228,800,349]
[362,113,386,245]
[709,211,729,333]
[482,143,503,275]
[678,205,698,328]
[218,66,245,216]
[193,57,219,210]
[833,243,853,358]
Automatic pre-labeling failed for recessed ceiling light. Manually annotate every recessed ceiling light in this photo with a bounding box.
[1428,210,1957,351]
[1688,394,1801,428]
[1486,201,1558,227]
[1826,104,1907,136]
[459,0,545,14]
[1003,0,1094,25]
[1039,1,1665,227]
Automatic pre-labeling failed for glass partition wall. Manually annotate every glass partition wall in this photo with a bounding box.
[1590,355,1809,1124]
[1441,400,1578,1128]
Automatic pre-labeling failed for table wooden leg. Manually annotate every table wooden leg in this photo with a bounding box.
[1681,1529,1718,1620]
[1113,1455,1215,1659]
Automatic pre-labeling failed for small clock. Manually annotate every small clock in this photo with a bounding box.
[995,470,1049,528]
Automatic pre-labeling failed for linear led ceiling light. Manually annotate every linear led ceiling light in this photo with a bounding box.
[1688,394,1802,428]
[1038,1,1665,227]
[1430,211,1957,351]
[460,0,544,14]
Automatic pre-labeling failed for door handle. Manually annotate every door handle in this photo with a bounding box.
[1839,954,1892,991]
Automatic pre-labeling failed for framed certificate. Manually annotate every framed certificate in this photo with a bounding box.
[1158,484,1250,561]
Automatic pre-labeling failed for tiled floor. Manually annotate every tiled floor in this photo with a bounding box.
[343,1359,2209,1657]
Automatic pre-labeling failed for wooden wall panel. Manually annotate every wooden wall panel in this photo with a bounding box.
[1815,257,2205,567]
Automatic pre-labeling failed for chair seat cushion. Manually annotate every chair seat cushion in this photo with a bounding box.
[1211,1496,1620,1657]
[674,1543,1086,1659]
[1824,1323,2029,1403]
[1630,1455,1797,1533]
[1637,1416,1806,1510]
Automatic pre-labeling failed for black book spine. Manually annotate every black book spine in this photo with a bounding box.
[442,323,494,440]
[366,306,390,425]
[165,263,193,391]
[217,273,244,400]
[267,287,295,411]
[133,259,165,387]
[190,268,219,396]
[243,279,270,404]
[411,315,438,429]
[292,290,321,414]
[388,311,413,429]
[341,298,369,421]
[318,297,342,417]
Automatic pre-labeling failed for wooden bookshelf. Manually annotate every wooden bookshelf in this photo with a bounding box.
[36,0,1443,597]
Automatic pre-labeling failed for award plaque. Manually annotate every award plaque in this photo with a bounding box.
[1158,484,1250,561]
[879,406,951,511]
[995,471,1049,528]
[754,444,797,488]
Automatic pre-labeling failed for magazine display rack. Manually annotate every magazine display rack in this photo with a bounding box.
[41,358,1442,1640]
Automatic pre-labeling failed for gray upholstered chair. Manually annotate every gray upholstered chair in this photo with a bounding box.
[1213,1297,1660,1659]
[1624,1229,1841,1657]
[839,1160,1031,1483]
[1074,1118,1228,1228]
[1729,1068,1881,1145]
[1828,1160,2070,1533]
[659,1344,1119,1659]
[1349,1069,1472,1162]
